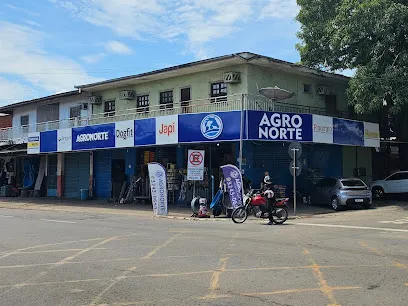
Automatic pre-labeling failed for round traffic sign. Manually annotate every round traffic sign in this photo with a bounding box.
[189,151,203,166]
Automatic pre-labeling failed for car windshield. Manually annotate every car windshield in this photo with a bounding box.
[341,179,366,187]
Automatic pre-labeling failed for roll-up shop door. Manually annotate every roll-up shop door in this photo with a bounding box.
[94,150,112,199]
[64,152,90,198]
[47,154,58,197]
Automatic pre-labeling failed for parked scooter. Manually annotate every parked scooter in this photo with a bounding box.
[231,189,289,224]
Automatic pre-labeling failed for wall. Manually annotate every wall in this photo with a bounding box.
[59,93,90,122]
[91,64,248,114]
[12,105,37,134]
[246,64,350,113]
[342,146,373,184]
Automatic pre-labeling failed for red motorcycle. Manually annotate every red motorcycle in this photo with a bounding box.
[231,189,289,224]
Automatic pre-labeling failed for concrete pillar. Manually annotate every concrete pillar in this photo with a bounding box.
[89,152,94,198]
[57,153,64,198]
[176,145,184,169]
[125,148,137,182]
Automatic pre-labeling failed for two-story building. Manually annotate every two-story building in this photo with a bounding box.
[0,52,380,203]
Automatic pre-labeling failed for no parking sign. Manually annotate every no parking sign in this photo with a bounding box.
[187,150,205,181]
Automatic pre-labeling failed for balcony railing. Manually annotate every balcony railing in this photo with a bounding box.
[0,94,378,144]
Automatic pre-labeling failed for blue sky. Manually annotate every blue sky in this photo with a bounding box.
[0,0,303,106]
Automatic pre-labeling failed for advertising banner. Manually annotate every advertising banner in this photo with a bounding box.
[178,111,241,143]
[57,128,72,152]
[40,130,57,153]
[135,118,155,146]
[27,132,40,154]
[247,110,313,142]
[312,115,333,144]
[333,118,364,146]
[115,120,134,148]
[147,162,168,215]
[156,115,178,145]
[220,164,244,209]
[364,122,380,148]
[187,150,205,181]
[72,123,115,151]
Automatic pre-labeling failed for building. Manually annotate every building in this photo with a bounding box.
[0,52,380,202]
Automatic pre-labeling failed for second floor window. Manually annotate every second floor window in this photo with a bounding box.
[211,82,227,102]
[160,91,173,109]
[137,95,149,113]
[104,100,115,117]
[20,115,29,127]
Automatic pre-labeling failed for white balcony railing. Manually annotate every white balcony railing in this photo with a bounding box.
[0,94,377,145]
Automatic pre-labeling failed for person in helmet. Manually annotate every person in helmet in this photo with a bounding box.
[262,178,276,225]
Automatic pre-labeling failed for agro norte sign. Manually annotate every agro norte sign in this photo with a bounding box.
[247,110,313,142]
[72,123,115,151]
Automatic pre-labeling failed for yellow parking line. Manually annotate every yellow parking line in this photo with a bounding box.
[141,232,182,260]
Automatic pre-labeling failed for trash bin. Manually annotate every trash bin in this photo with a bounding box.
[80,189,89,201]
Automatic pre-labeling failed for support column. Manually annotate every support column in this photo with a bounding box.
[125,148,137,181]
[176,145,184,169]
[56,153,64,198]
[89,151,94,198]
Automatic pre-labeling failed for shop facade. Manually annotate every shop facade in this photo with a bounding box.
[27,109,380,201]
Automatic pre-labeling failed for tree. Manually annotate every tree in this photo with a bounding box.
[296,0,408,168]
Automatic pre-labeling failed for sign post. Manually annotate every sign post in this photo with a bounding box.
[187,150,205,198]
[288,142,302,216]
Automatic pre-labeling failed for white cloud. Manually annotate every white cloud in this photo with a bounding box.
[5,4,39,17]
[259,0,299,19]
[50,0,299,59]
[104,41,133,55]
[23,19,41,28]
[0,77,37,107]
[81,52,106,64]
[0,22,102,98]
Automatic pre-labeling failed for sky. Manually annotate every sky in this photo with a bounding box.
[0,0,305,107]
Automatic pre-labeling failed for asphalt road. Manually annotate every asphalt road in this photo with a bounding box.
[0,204,407,306]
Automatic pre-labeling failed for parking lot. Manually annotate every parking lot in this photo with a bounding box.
[0,204,407,305]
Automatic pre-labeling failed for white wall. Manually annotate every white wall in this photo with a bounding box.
[12,105,37,131]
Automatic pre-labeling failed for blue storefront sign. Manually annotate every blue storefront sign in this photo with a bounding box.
[135,118,155,146]
[72,123,115,151]
[333,118,364,146]
[40,130,57,153]
[178,111,241,143]
[247,110,313,142]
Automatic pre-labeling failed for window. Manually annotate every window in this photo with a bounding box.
[211,82,227,102]
[104,100,115,117]
[341,179,366,187]
[387,172,408,181]
[137,95,149,113]
[20,115,29,126]
[303,84,312,94]
[69,106,81,118]
[160,91,173,109]
[317,178,336,188]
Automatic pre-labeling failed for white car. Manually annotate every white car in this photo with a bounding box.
[371,171,408,199]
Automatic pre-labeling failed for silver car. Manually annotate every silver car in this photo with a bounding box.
[309,177,372,211]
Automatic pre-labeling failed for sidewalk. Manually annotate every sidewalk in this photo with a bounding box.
[0,197,405,221]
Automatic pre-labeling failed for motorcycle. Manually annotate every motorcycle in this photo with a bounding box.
[231,189,289,224]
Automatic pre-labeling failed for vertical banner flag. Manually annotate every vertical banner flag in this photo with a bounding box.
[220,164,244,209]
[147,163,168,216]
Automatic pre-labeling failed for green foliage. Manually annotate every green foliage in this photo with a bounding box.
[296,0,408,139]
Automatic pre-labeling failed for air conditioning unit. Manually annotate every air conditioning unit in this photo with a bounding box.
[316,86,331,95]
[81,103,88,110]
[120,90,136,100]
[223,72,241,84]
[89,96,102,105]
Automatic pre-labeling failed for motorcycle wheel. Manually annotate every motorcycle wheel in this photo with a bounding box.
[231,207,248,224]
[272,207,288,224]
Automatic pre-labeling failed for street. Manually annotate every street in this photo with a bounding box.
[0,204,407,306]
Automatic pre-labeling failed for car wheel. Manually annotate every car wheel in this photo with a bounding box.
[306,195,312,205]
[372,187,384,200]
[331,197,341,211]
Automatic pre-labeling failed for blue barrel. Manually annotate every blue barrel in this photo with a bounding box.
[80,189,89,200]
